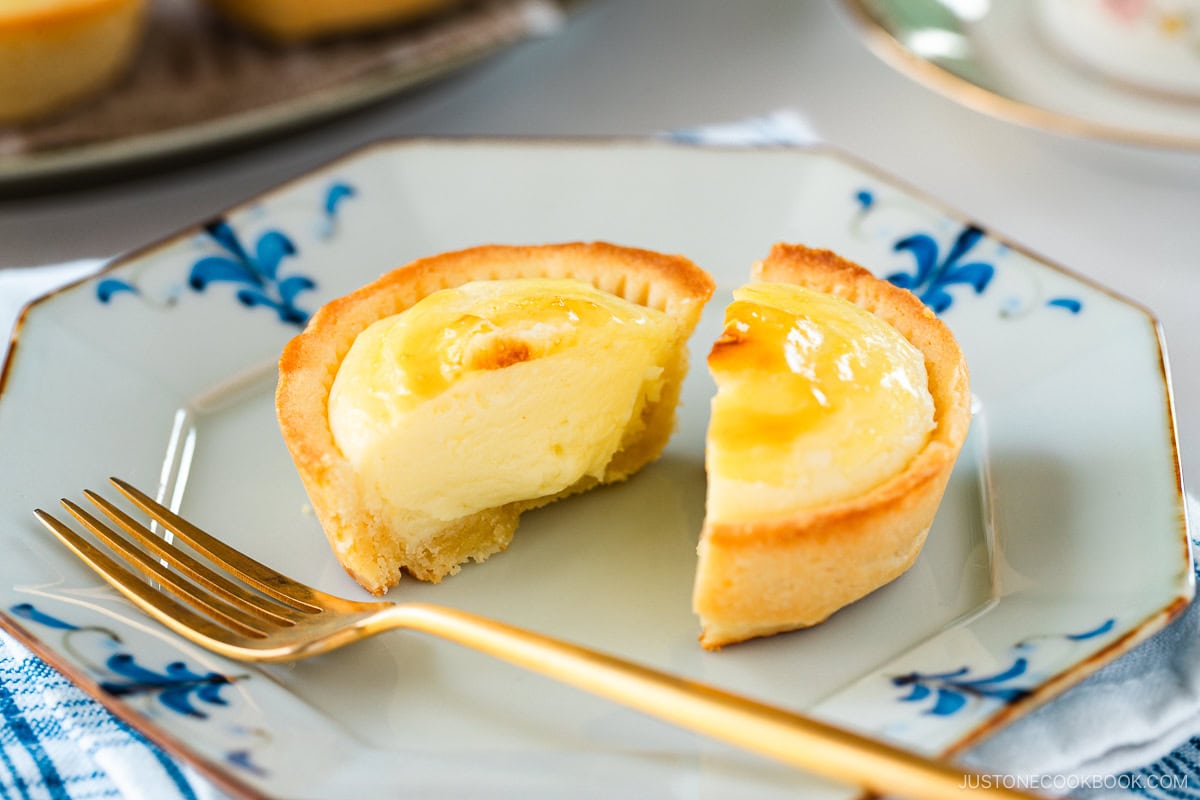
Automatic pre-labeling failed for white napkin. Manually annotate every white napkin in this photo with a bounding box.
[666,108,820,147]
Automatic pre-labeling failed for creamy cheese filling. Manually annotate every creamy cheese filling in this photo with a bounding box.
[328,278,677,522]
[706,281,935,521]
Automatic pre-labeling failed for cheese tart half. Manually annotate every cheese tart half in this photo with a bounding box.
[0,0,147,124]
[693,244,971,649]
[277,242,714,595]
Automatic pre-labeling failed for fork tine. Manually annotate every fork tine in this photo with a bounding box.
[110,478,324,612]
[83,490,305,627]
[33,508,257,644]
[59,500,270,639]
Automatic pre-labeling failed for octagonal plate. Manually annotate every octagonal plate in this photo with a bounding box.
[0,140,1190,799]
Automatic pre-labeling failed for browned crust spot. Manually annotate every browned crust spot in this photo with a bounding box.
[469,337,532,371]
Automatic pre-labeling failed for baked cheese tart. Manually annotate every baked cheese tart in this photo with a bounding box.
[204,0,460,42]
[693,244,971,649]
[277,242,714,594]
[0,0,146,124]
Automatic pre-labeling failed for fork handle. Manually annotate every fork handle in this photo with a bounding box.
[370,603,1041,800]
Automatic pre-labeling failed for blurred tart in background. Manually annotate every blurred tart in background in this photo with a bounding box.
[0,0,147,123]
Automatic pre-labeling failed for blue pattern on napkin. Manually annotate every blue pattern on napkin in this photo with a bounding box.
[1120,740,1200,798]
[0,635,203,800]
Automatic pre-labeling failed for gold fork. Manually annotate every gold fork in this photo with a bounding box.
[34,478,1043,800]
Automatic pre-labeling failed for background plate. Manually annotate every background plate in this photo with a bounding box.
[0,140,1190,799]
[0,0,570,189]
[842,0,1200,151]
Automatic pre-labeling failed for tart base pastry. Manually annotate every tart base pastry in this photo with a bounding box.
[693,244,972,649]
[204,0,461,42]
[0,0,146,124]
[277,242,714,595]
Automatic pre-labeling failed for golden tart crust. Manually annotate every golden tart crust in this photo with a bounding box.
[693,244,972,649]
[203,0,461,42]
[277,242,714,595]
[0,0,146,124]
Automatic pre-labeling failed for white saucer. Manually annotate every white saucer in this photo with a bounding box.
[843,0,1200,151]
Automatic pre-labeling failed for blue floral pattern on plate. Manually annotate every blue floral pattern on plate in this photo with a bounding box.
[891,619,1117,717]
[188,220,311,326]
[96,181,356,327]
[11,602,267,777]
[885,224,994,314]
[853,188,1082,316]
